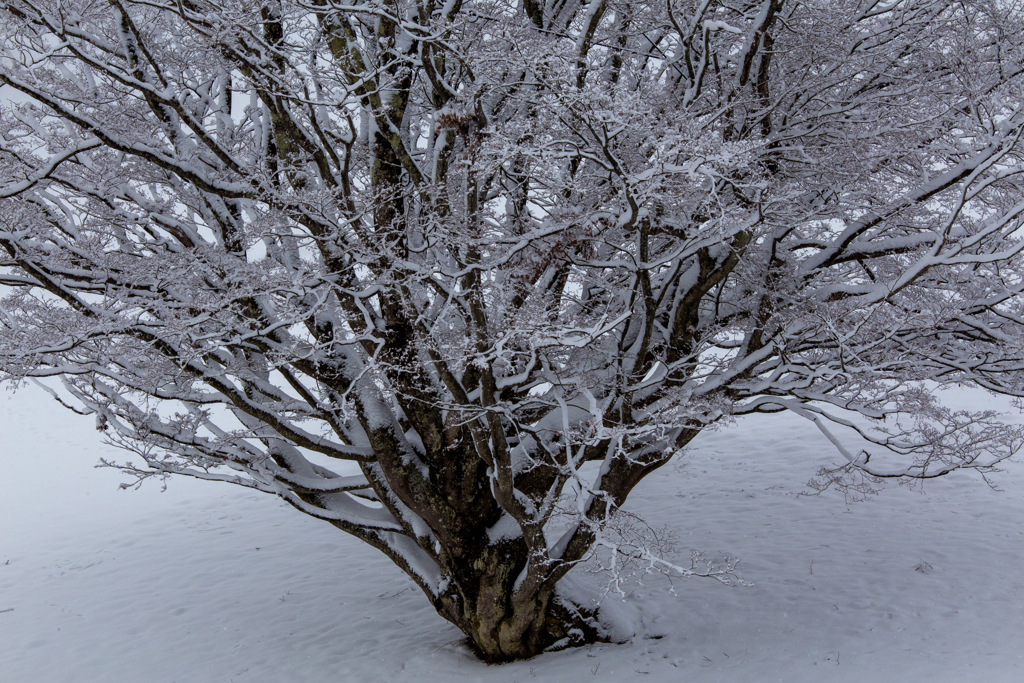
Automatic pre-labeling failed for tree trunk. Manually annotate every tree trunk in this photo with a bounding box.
[437,544,605,662]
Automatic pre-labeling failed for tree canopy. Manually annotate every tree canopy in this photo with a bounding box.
[2,0,1024,661]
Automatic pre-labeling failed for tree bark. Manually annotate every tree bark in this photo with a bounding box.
[436,545,604,662]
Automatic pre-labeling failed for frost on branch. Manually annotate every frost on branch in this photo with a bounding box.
[2,0,1024,662]
[806,399,1024,500]
[577,509,749,601]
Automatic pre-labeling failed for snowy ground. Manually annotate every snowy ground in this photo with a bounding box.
[2,384,1023,682]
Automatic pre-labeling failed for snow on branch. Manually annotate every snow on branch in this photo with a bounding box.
[2,0,1024,660]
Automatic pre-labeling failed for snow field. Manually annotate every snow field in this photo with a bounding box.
[2,385,1023,682]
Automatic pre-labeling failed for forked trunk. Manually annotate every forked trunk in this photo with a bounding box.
[452,563,603,661]
[422,543,604,662]
[463,589,602,663]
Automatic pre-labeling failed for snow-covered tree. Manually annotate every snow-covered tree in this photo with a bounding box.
[3,0,1024,661]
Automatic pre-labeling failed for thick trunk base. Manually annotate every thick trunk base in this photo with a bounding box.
[463,597,608,663]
